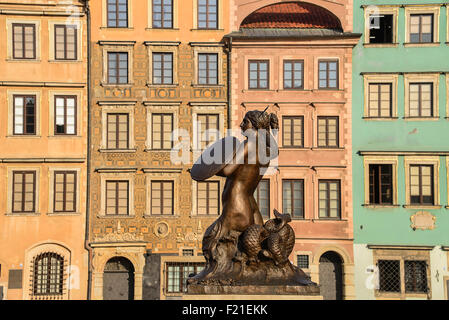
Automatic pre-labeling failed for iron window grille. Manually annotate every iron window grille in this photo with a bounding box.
[54,25,77,60]
[166,262,205,293]
[282,179,304,219]
[13,95,36,135]
[53,171,77,213]
[107,0,128,28]
[55,96,77,135]
[283,60,304,89]
[32,253,64,296]
[151,181,174,215]
[197,0,218,29]
[378,260,401,293]
[248,60,269,89]
[12,23,36,59]
[153,0,173,28]
[254,179,270,219]
[368,83,393,117]
[12,171,36,213]
[297,255,309,269]
[405,261,428,293]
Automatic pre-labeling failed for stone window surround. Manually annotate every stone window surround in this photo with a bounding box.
[145,42,180,86]
[100,42,135,86]
[160,255,206,299]
[192,0,224,30]
[191,103,226,154]
[147,0,179,29]
[191,177,224,216]
[403,73,439,120]
[23,242,71,300]
[101,0,134,29]
[404,156,440,209]
[47,20,83,62]
[99,103,136,151]
[372,247,431,299]
[363,6,399,46]
[47,167,82,215]
[144,102,180,151]
[7,90,41,137]
[98,171,135,217]
[404,5,440,46]
[48,90,83,137]
[363,74,399,119]
[363,156,399,207]
[191,43,225,86]
[144,169,181,217]
[6,18,41,61]
[6,166,40,215]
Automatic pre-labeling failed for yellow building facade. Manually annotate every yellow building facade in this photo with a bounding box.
[87,0,230,300]
[0,0,89,300]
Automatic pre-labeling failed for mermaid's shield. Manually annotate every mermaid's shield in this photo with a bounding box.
[190,136,241,181]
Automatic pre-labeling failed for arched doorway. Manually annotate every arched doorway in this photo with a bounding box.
[319,251,343,300]
[103,257,135,300]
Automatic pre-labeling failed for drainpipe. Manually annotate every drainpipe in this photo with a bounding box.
[226,37,232,131]
[83,0,93,300]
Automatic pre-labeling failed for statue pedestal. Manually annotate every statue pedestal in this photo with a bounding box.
[183,285,322,300]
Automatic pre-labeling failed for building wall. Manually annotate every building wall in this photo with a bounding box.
[87,0,230,300]
[0,0,88,300]
[229,0,358,299]
[353,0,449,299]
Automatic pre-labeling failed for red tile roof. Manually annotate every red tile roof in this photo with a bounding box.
[240,1,342,30]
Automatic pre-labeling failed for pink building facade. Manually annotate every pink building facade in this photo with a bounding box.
[226,1,360,299]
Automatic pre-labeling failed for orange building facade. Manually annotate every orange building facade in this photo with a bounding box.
[0,1,89,300]
[226,0,360,299]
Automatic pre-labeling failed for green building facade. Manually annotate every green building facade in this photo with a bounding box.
[352,1,449,299]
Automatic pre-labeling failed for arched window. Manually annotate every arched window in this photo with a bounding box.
[32,252,64,296]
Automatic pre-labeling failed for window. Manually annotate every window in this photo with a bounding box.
[107,113,129,149]
[53,171,76,213]
[410,165,434,205]
[254,179,269,219]
[54,96,76,135]
[318,180,340,219]
[410,14,433,43]
[318,60,338,89]
[297,255,309,269]
[378,260,401,293]
[369,164,393,205]
[32,253,64,296]
[282,180,304,219]
[12,23,36,59]
[368,14,393,43]
[107,0,128,28]
[151,181,174,215]
[197,181,219,215]
[409,83,433,117]
[248,60,269,89]
[105,181,129,215]
[368,83,392,117]
[283,116,303,148]
[153,52,173,84]
[182,249,194,256]
[198,53,218,85]
[152,113,173,150]
[405,261,428,293]
[108,52,128,84]
[153,0,173,28]
[317,116,339,148]
[166,262,205,293]
[197,0,218,29]
[13,95,36,135]
[54,25,77,60]
[283,60,304,89]
[12,171,36,213]
[197,114,219,150]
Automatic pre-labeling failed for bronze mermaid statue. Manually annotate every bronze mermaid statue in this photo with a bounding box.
[188,109,314,287]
